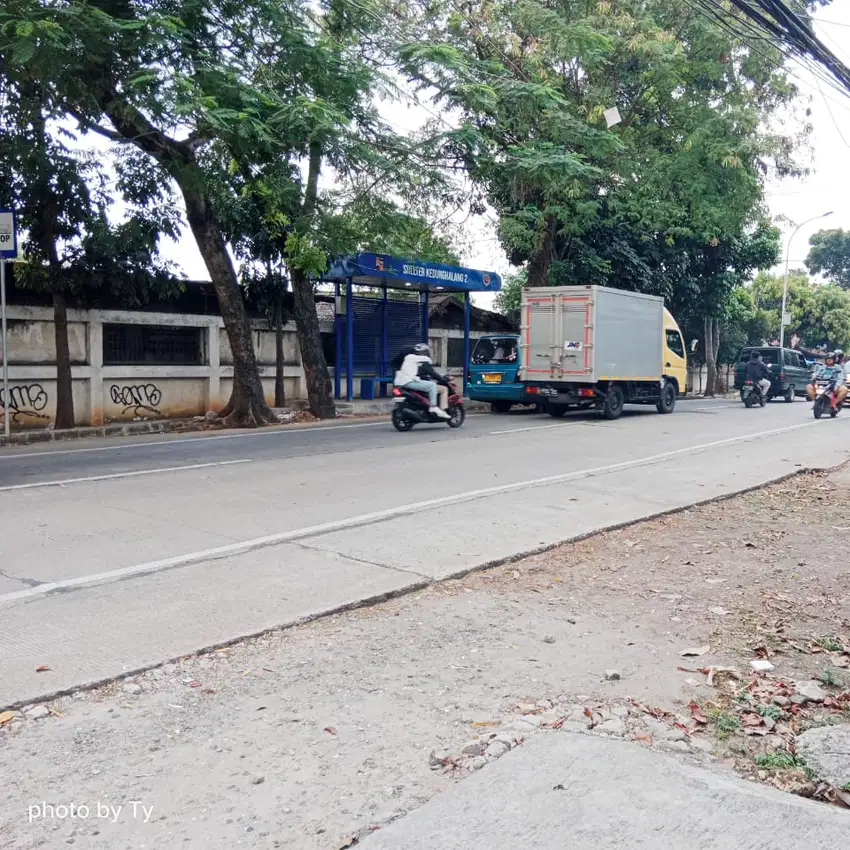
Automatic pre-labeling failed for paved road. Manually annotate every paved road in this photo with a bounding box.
[2,398,848,706]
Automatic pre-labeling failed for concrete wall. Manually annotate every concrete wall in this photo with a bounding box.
[0,306,489,429]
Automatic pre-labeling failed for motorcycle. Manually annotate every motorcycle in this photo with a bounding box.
[740,380,767,408]
[391,377,466,431]
[813,379,841,420]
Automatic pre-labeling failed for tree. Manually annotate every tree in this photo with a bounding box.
[493,269,527,319]
[4,0,418,423]
[806,229,850,289]
[0,74,178,428]
[751,271,850,352]
[402,0,799,295]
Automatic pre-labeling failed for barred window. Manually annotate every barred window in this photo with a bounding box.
[103,324,204,366]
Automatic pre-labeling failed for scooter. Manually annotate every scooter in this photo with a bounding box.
[391,377,466,431]
[813,379,842,420]
[740,380,767,408]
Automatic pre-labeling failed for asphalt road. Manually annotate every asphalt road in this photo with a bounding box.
[0,402,709,489]
[2,397,849,706]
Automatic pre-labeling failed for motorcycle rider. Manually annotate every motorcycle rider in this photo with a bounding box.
[392,342,451,419]
[807,351,848,408]
[745,351,772,401]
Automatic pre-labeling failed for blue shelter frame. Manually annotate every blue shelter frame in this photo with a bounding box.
[321,253,502,401]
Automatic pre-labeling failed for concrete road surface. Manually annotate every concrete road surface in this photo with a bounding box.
[1,398,848,706]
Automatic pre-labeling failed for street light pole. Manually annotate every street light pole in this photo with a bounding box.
[780,210,833,348]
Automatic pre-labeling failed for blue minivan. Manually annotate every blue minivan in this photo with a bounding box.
[466,334,541,413]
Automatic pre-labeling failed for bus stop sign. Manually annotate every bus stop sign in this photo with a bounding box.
[0,210,17,259]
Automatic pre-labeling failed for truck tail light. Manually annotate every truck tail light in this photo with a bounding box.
[526,386,538,394]
[579,388,595,398]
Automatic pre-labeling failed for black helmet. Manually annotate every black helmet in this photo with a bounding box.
[749,350,761,361]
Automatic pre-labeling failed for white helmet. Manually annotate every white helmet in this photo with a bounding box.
[413,343,431,357]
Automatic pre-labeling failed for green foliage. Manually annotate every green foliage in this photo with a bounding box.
[757,704,782,722]
[494,269,527,316]
[806,229,850,289]
[754,752,803,772]
[820,667,839,687]
[707,709,741,738]
[751,271,850,351]
[401,0,801,300]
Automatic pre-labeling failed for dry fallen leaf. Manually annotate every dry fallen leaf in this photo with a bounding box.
[323,726,338,736]
[470,720,501,728]
[0,711,17,726]
[188,680,202,688]
[35,665,50,673]
[679,645,710,658]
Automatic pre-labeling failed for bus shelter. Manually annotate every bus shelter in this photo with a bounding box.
[321,253,502,401]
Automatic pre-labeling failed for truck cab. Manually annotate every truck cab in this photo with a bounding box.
[466,334,541,413]
[663,308,687,397]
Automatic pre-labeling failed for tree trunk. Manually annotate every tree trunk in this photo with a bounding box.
[291,269,335,419]
[286,141,334,419]
[527,216,558,287]
[94,91,274,427]
[52,292,75,430]
[711,319,724,395]
[704,316,717,398]
[180,180,276,426]
[274,288,285,408]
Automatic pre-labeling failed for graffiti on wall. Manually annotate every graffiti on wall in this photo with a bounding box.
[0,384,50,424]
[110,384,163,417]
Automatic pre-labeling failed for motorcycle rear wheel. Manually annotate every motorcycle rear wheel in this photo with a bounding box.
[391,407,415,431]
[814,396,828,420]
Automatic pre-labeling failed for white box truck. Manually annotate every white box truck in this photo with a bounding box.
[518,285,687,419]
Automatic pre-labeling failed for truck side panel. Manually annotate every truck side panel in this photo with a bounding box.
[594,288,663,382]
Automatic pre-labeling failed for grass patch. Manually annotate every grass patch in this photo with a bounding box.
[758,705,782,721]
[707,709,742,738]
[820,667,840,687]
[815,636,844,653]
[754,752,803,772]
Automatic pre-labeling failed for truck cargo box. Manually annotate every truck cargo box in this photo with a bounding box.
[519,285,664,384]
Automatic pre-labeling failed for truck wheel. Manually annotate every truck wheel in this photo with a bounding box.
[490,401,513,414]
[602,385,625,420]
[656,383,676,414]
[547,404,568,418]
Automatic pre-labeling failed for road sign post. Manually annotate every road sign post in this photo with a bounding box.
[0,209,19,440]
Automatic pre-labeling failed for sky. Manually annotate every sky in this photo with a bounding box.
[147,5,850,310]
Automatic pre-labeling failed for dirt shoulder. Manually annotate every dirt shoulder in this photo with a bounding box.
[2,470,849,849]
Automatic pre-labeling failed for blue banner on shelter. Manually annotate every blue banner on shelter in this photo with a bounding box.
[324,253,501,292]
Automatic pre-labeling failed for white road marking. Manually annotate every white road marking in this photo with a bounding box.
[0,418,826,606]
[490,422,580,435]
[0,398,730,461]
[0,459,251,492]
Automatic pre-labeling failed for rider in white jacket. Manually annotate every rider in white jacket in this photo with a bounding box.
[393,343,450,419]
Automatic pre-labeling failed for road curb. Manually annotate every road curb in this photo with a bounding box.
[2,463,832,713]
